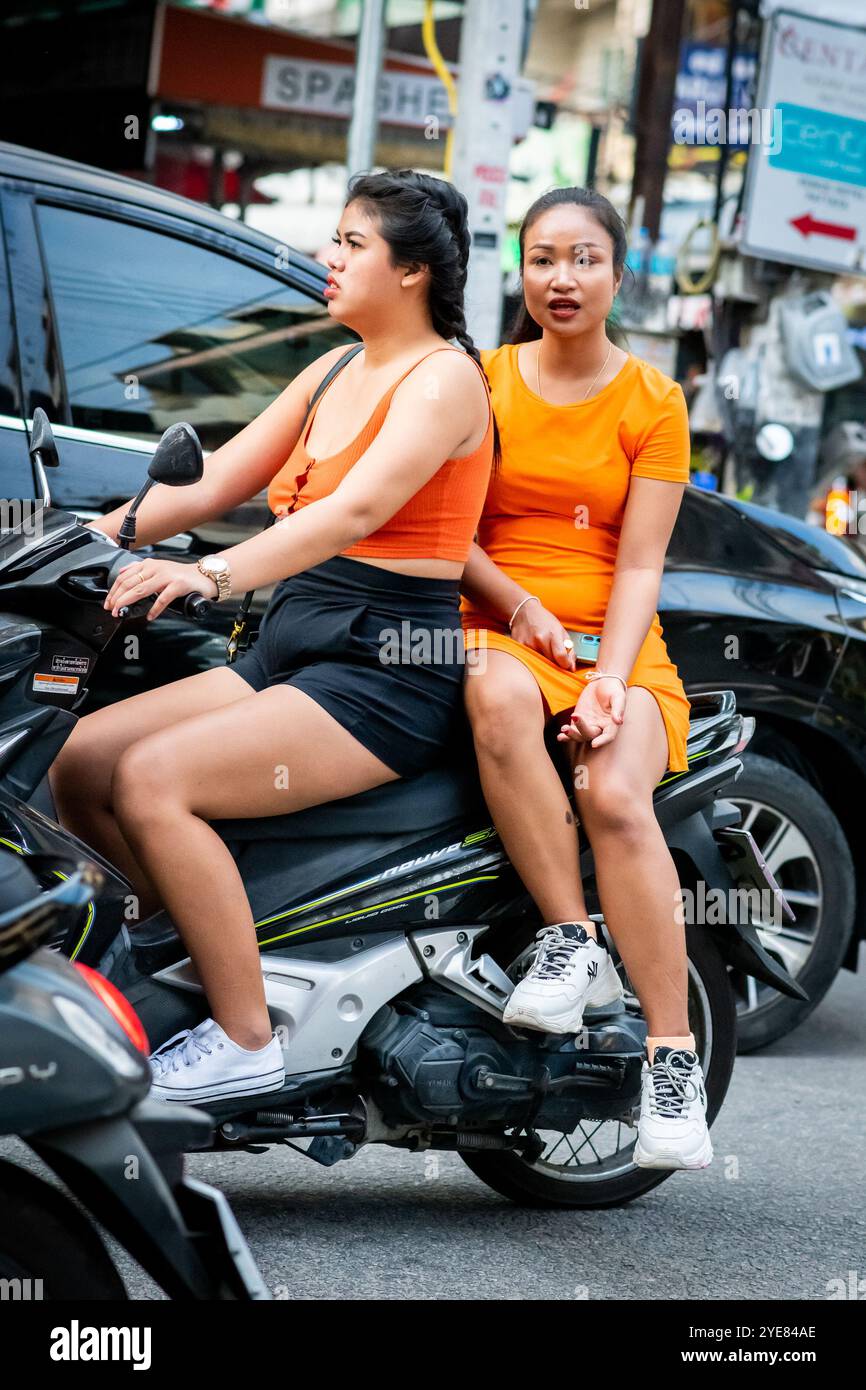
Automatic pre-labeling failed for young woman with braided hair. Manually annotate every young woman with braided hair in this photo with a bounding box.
[49,169,496,1103]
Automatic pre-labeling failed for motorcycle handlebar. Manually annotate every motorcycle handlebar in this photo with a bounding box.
[183,592,213,621]
[116,590,213,621]
[97,545,214,623]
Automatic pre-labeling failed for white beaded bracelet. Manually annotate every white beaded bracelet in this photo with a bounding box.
[508,594,539,630]
[584,670,628,695]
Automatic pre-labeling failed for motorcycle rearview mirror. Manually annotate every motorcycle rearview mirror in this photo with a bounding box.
[28,408,60,469]
[147,421,204,486]
[117,422,203,550]
[755,422,794,463]
[28,407,60,510]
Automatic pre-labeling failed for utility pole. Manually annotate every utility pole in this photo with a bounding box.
[347,0,388,177]
[451,0,526,348]
[630,0,686,239]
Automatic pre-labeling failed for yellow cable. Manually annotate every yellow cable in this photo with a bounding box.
[674,216,721,295]
[422,0,457,178]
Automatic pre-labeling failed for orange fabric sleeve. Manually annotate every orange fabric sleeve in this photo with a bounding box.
[630,382,691,484]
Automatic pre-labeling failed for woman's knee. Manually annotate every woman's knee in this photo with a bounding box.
[110,735,175,820]
[575,770,657,841]
[464,666,544,760]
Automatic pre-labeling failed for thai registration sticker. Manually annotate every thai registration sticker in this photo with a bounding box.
[32,673,80,695]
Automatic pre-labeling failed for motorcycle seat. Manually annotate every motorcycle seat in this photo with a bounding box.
[211,758,488,843]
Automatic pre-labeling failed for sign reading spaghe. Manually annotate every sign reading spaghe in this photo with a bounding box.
[261,53,534,138]
[741,8,866,276]
[261,54,454,131]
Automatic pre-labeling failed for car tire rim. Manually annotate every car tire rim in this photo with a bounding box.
[726,795,823,1019]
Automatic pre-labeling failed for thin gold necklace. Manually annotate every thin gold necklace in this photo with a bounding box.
[536,338,614,402]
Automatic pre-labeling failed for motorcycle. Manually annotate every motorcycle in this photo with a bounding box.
[0,410,804,1209]
[0,844,270,1299]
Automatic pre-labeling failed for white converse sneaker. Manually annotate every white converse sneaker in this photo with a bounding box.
[502,922,624,1034]
[633,1046,713,1170]
[149,1018,285,1104]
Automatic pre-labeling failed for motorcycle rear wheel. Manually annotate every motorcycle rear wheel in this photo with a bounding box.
[461,921,736,1208]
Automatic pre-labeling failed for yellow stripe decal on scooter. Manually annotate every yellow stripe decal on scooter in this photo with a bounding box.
[253,842,503,930]
[0,839,95,960]
[462,827,496,846]
[657,747,714,788]
[253,872,396,928]
[255,874,500,947]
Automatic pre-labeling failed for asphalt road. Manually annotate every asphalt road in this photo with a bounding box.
[5,946,863,1302]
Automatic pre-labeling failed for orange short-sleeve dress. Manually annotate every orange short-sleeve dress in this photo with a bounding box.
[460,344,692,773]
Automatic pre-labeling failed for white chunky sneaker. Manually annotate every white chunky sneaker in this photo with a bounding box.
[502,922,624,1034]
[149,1017,285,1104]
[633,1045,713,1170]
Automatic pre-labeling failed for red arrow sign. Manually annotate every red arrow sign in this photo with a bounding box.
[790,213,857,241]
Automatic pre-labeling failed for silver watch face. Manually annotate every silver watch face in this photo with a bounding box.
[203,557,229,575]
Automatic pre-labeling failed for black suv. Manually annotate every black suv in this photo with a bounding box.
[2,140,865,1052]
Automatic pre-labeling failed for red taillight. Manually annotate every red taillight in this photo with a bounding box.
[73,963,150,1055]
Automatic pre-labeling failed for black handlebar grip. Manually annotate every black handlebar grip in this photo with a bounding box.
[185,593,212,619]
[117,591,212,620]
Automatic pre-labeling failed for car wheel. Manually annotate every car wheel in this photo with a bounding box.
[728,752,855,1053]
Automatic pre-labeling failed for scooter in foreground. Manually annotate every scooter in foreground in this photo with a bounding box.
[0,845,270,1299]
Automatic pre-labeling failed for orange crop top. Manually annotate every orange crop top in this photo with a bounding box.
[266,346,494,562]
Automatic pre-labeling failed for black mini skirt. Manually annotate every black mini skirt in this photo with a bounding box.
[229,554,467,778]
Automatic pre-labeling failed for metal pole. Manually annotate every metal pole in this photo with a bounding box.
[347,0,388,177]
[713,0,740,226]
[451,0,526,347]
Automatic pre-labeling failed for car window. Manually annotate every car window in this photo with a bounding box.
[36,204,354,451]
[0,206,20,420]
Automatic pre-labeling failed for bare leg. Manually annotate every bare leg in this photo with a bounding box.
[573,686,690,1036]
[464,652,593,931]
[48,666,257,922]
[110,683,400,1050]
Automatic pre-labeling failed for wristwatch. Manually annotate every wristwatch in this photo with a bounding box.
[196,555,232,602]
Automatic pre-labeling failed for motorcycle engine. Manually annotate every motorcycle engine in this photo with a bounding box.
[360,985,640,1130]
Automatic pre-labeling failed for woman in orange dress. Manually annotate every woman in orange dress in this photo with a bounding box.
[461,187,712,1170]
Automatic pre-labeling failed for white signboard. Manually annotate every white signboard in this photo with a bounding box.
[261,54,533,138]
[741,8,866,276]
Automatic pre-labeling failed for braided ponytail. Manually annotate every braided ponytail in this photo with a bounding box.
[345,168,502,471]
